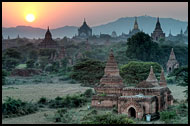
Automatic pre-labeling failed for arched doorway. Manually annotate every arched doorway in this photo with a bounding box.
[128,107,136,118]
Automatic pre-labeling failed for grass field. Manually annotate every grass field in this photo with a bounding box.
[2,76,187,124]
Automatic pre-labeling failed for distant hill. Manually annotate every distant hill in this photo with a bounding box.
[2,16,188,39]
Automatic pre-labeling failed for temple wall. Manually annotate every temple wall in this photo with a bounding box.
[91,98,117,108]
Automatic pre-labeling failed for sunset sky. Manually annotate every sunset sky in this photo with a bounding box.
[2,2,188,29]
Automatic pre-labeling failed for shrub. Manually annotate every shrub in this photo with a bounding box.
[26,59,35,68]
[48,94,88,109]
[38,97,48,105]
[2,97,38,118]
[53,108,73,123]
[83,89,93,97]
[160,110,177,122]
[82,112,135,124]
[166,76,176,84]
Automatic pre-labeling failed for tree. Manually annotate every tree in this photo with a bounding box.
[3,48,22,71]
[29,50,38,61]
[26,59,35,68]
[4,58,20,71]
[120,61,161,85]
[70,58,105,86]
[3,48,22,60]
[126,32,160,62]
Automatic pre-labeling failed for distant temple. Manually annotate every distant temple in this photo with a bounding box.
[38,26,66,63]
[166,48,179,73]
[119,17,141,40]
[91,49,173,119]
[111,31,117,38]
[151,17,165,42]
[78,18,92,38]
[128,17,141,36]
[166,27,188,43]
[38,27,59,49]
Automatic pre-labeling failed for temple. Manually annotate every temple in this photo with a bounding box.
[78,18,92,38]
[91,49,173,119]
[151,17,165,42]
[38,27,59,49]
[166,48,179,73]
[128,17,141,37]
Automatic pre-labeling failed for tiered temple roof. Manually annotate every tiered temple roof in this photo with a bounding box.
[146,66,159,86]
[99,49,123,87]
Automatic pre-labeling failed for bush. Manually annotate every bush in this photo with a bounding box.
[82,112,135,124]
[53,108,73,123]
[49,94,88,109]
[38,97,48,105]
[160,110,177,122]
[120,61,161,84]
[83,89,93,97]
[166,76,176,84]
[2,97,38,118]
[26,59,35,68]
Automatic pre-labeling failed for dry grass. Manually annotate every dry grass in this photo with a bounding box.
[167,84,187,101]
[2,83,91,103]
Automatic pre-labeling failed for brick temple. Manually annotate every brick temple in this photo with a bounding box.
[91,49,173,119]
[166,48,179,73]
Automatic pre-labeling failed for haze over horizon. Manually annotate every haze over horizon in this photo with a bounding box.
[2,2,188,29]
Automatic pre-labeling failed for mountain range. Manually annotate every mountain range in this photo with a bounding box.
[2,15,188,39]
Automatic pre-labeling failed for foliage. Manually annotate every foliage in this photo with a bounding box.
[53,108,73,123]
[160,102,188,124]
[125,32,188,69]
[160,110,177,122]
[2,97,38,118]
[166,76,176,84]
[39,48,56,56]
[2,69,7,85]
[44,61,60,73]
[126,32,160,62]
[70,58,105,86]
[3,58,20,71]
[38,56,49,70]
[82,112,135,124]
[26,59,35,68]
[120,61,161,84]
[29,49,38,61]
[3,48,22,60]
[83,89,94,97]
[48,94,88,108]
[38,97,48,105]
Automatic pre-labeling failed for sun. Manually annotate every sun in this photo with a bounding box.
[26,14,35,22]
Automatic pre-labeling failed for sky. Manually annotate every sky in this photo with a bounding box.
[2,2,188,29]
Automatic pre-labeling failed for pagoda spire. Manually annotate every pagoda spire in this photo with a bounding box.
[180,28,183,35]
[169,48,176,60]
[100,48,123,87]
[146,66,159,86]
[159,67,167,87]
[134,17,139,30]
